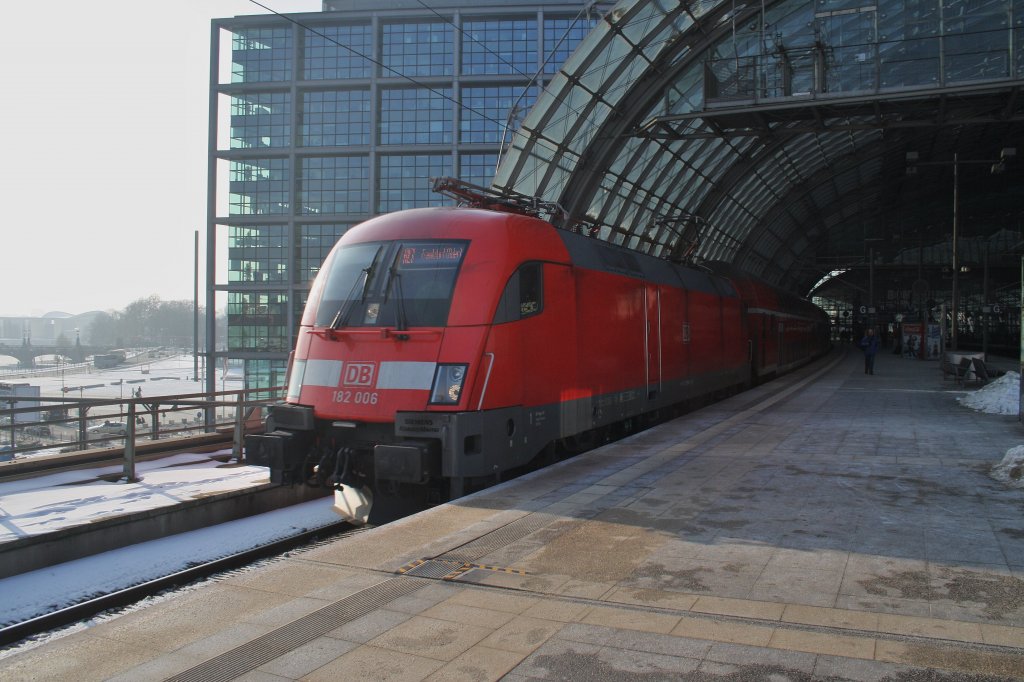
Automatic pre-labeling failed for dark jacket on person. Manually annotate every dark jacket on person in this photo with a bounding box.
[859,333,880,356]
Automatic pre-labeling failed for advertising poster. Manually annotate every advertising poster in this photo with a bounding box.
[902,323,923,359]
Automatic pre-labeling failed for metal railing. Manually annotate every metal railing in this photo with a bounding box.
[1,386,285,481]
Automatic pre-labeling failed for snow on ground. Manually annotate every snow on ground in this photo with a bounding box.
[991,446,1024,490]
[952,371,1024,488]
[0,498,342,629]
[1,354,227,402]
[0,451,267,542]
[957,371,1021,416]
[0,449,341,630]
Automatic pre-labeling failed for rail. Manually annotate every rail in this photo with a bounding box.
[0,386,286,479]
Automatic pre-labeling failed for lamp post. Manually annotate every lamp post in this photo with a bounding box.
[952,151,960,351]
[906,147,1015,351]
[194,229,199,383]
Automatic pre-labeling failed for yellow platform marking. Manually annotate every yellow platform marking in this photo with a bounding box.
[397,558,528,580]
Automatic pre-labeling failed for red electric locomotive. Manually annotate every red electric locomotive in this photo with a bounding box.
[246,181,830,521]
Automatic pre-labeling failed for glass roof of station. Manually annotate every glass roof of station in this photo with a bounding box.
[493,0,1024,297]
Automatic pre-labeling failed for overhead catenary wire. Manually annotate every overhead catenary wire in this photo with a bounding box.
[406,0,603,164]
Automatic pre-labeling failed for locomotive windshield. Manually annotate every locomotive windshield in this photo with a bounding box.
[314,240,468,328]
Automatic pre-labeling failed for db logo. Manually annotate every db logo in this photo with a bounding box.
[343,362,376,387]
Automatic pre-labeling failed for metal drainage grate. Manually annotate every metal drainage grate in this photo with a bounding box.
[397,558,529,582]
[397,558,467,580]
[437,512,559,563]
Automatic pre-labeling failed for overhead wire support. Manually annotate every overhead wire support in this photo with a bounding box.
[431,177,565,219]
[432,177,600,237]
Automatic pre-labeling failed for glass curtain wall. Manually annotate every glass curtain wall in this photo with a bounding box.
[703,0,1022,104]
[212,4,603,390]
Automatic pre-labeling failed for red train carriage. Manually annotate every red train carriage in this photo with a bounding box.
[246,185,830,521]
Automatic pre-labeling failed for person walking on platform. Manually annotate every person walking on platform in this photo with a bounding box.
[859,327,880,375]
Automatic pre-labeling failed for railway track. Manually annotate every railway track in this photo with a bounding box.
[0,519,362,649]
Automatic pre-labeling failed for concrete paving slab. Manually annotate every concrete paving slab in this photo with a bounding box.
[419,601,518,630]
[220,557,359,598]
[254,636,358,679]
[324,608,413,644]
[580,604,681,634]
[690,595,786,621]
[365,614,493,662]
[478,615,565,655]
[301,644,445,681]
[781,603,881,631]
[670,616,776,647]
[1,631,167,682]
[768,627,877,660]
[422,644,526,682]
[84,583,287,655]
[517,635,705,678]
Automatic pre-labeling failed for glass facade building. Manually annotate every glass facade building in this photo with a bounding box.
[208,0,605,391]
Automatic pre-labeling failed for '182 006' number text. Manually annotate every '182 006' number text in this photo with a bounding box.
[331,390,379,405]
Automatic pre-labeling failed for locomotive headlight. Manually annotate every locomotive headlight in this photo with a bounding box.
[286,358,306,400]
[430,364,468,405]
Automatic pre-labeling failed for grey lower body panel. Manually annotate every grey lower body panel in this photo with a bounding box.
[392,365,748,482]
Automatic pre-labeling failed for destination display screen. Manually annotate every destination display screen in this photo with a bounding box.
[399,243,466,269]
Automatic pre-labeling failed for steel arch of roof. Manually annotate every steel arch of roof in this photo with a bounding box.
[493,0,1024,297]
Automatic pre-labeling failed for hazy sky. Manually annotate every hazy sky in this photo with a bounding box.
[1,0,321,318]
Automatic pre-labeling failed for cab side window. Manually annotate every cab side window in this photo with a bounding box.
[493,262,544,324]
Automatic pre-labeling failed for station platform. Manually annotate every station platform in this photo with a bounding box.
[3,346,1024,681]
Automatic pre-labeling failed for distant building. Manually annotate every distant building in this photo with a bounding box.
[206,0,607,391]
[0,313,95,348]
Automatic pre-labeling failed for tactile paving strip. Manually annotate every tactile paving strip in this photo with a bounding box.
[166,577,423,682]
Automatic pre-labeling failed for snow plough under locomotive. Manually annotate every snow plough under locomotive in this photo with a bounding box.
[245,179,830,522]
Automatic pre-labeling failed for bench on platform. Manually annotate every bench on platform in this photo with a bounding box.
[941,355,958,381]
[971,357,1004,385]
[954,357,973,386]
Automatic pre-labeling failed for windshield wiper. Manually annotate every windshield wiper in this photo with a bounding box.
[383,252,408,332]
[330,248,382,329]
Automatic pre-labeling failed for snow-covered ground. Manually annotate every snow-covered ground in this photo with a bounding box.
[956,370,1021,416]
[0,499,342,632]
[0,451,266,542]
[2,353,235,402]
[0,449,340,631]
[992,446,1024,490]
[953,371,1024,489]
